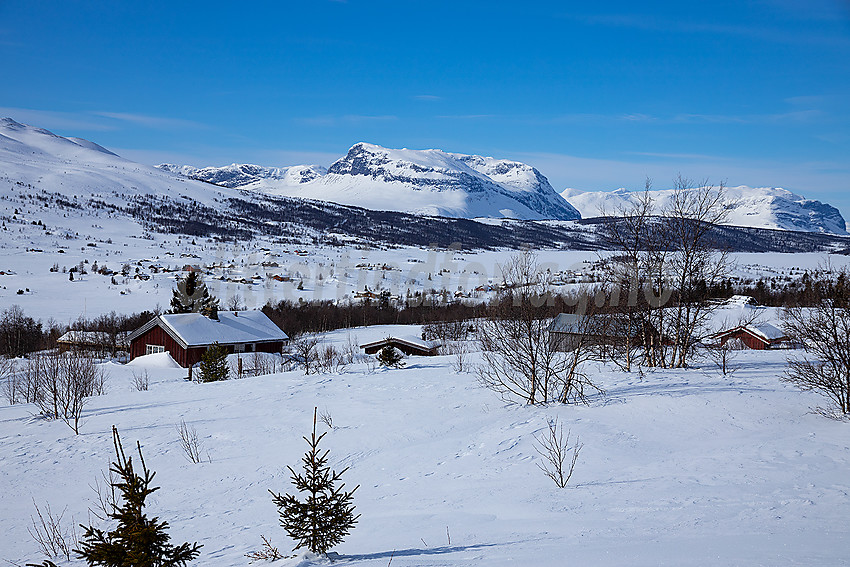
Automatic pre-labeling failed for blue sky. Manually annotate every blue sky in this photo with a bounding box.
[2,1,849,212]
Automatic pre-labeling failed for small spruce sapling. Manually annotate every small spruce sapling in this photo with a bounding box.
[75,426,202,567]
[377,343,405,368]
[269,408,359,556]
[198,343,229,382]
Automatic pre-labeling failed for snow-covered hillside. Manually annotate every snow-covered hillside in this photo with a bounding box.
[562,186,848,235]
[161,143,582,221]
[0,118,242,207]
[2,324,849,566]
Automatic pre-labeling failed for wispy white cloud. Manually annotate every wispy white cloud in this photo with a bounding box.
[413,95,444,102]
[673,109,823,124]
[626,151,727,160]
[564,12,850,47]
[297,115,398,127]
[115,146,343,169]
[435,114,502,120]
[436,112,662,125]
[619,113,656,122]
[91,112,208,130]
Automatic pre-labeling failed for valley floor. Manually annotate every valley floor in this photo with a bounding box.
[1,324,848,566]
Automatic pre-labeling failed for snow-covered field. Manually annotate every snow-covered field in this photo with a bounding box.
[4,198,850,324]
[2,324,848,566]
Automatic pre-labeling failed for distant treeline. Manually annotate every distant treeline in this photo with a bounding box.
[708,271,850,307]
[1,270,846,359]
[0,306,155,359]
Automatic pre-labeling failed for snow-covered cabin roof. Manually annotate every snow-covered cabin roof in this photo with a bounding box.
[549,313,583,334]
[725,295,759,306]
[57,330,129,347]
[549,313,617,335]
[746,323,786,341]
[360,335,439,352]
[129,311,288,349]
[711,322,788,344]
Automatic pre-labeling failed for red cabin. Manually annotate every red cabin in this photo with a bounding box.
[711,323,789,350]
[128,311,289,368]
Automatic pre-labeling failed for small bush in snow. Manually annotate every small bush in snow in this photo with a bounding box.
[176,420,205,464]
[534,418,582,489]
[27,500,79,563]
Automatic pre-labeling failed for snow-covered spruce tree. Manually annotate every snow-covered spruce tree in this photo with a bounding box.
[75,426,202,567]
[169,272,219,318]
[377,344,405,368]
[198,342,229,382]
[269,408,359,555]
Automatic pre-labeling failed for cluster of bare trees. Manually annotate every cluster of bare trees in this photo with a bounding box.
[2,350,106,433]
[290,335,358,375]
[476,178,733,405]
[477,251,602,405]
[601,177,730,369]
[422,320,475,342]
[782,274,850,416]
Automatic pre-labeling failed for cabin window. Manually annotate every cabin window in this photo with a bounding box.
[145,344,165,355]
[234,343,254,353]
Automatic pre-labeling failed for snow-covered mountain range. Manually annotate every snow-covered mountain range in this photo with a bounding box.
[562,186,847,235]
[1,116,846,236]
[0,118,598,251]
[157,162,327,189]
[161,143,846,234]
[160,142,581,221]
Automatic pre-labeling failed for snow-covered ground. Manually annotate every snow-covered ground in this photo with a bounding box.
[2,324,848,566]
[4,224,850,324]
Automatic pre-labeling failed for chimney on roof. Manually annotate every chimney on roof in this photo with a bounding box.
[234,311,238,316]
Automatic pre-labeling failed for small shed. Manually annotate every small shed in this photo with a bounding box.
[361,336,440,357]
[711,323,789,350]
[57,330,129,354]
[128,311,289,368]
[548,313,651,352]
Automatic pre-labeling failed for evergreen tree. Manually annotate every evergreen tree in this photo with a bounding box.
[75,427,202,567]
[169,272,218,317]
[377,343,405,368]
[269,408,359,555]
[197,343,229,382]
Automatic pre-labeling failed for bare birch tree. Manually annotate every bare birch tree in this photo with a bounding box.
[27,351,106,434]
[602,177,731,369]
[477,251,601,405]
[663,176,730,368]
[782,273,850,416]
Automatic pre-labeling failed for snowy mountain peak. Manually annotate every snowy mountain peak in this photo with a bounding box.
[562,185,847,235]
[157,163,327,188]
[321,142,582,220]
[165,143,581,221]
[1,117,120,159]
[1,117,25,129]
